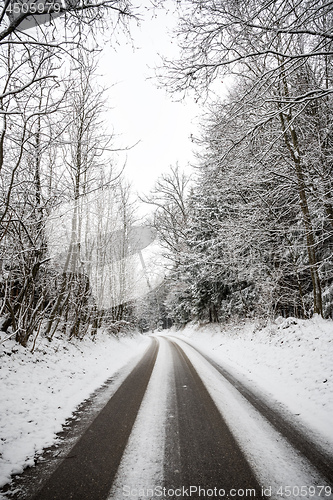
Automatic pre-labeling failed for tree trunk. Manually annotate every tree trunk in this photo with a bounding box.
[279,113,323,316]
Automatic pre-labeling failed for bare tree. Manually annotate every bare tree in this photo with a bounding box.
[140,164,191,258]
[44,53,113,338]
[162,0,333,102]
[0,0,136,43]
[0,39,66,344]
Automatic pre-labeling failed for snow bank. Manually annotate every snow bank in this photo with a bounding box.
[1,317,332,495]
[172,315,333,451]
[0,331,149,489]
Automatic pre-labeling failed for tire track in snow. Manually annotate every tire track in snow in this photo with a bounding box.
[107,337,174,500]
[173,336,333,485]
[164,340,266,499]
[30,338,158,500]
[170,337,333,499]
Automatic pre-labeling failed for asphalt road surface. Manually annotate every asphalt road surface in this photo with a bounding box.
[163,340,265,499]
[30,338,159,500]
[2,336,333,500]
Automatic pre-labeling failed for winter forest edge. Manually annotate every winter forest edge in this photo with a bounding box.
[0,0,333,350]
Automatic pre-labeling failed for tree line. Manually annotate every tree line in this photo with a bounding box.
[0,0,144,346]
[147,0,333,324]
[1,0,332,346]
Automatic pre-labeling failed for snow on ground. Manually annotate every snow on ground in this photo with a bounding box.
[108,337,173,500]
[0,330,149,490]
[174,337,333,500]
[0,315,332,498]
[171,315,333,453]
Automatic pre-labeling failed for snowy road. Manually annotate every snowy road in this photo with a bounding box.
[162,340,264,499]
[5,336,333,500]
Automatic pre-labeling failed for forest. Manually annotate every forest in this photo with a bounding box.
[146,0,333,325]
[0,0,332,347]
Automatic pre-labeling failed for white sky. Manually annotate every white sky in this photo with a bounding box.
[98,3,202,197]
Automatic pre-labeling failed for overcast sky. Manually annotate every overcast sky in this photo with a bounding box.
[99,3,202,198]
